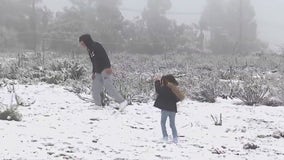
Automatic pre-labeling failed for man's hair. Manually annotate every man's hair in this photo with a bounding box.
[79,34,92,42]
[79,34,94,49]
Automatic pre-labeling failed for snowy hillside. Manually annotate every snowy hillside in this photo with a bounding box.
[1,84,284,160]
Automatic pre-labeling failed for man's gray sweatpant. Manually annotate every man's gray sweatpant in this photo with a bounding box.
[92,71,124,106]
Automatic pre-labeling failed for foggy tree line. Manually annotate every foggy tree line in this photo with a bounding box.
[0,0,265,54]
[200,0,265,54]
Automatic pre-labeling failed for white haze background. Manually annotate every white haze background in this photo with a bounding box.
[42,0,284,46]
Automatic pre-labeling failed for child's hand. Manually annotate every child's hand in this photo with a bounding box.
[154,77,160,81]
[153,73,162,81]
[153,75,160,81]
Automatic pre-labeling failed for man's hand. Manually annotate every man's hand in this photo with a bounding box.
[104,68,113,75]
[92,73,96,80]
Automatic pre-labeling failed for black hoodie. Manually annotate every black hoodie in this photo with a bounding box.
[79,34,111,73]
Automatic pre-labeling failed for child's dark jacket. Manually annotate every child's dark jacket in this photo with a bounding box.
[154,80,179,112]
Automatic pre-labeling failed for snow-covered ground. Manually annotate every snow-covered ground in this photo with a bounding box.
[1,84,284,160]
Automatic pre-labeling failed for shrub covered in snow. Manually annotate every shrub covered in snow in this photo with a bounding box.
[0,51,283,106]
[236,76,270,106]
[274,81,284,106]
[190,76,219,103]
[0,107,22,121]
[49,59,87,80]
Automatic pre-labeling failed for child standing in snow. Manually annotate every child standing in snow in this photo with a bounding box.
[154,74,185,143]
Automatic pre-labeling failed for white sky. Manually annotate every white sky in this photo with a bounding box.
[42,0,284,46]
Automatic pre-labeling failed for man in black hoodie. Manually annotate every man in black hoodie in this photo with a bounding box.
[79,34,127,111]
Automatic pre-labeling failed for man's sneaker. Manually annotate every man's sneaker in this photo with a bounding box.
[118,100,128,112]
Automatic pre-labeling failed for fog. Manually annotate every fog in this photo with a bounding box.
[251,0,284,46]
[43,0,284,46]
[1,0,283,54]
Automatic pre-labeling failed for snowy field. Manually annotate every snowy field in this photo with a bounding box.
[1,83,284,160]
